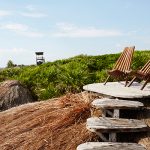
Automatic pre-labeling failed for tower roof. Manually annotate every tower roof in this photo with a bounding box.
[35,52,44,55]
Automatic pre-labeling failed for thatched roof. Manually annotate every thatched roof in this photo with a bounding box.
[0,80,34,111]
[0,92,149,150]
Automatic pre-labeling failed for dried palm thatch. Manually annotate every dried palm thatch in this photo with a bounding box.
[0,92,149,150]
[0,92,101,150]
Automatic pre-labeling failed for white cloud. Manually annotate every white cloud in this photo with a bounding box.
[0,10,11,17]
[0,48,35,67]
[115,43,122,48]
[20,5,47,18]
[12,48,27,53]
[115,41,135,49]
[26,5,36,11]
[0,48,28,53]
[20,30,44,38]
[54,23,123,38]
[0,23,44,38]
[0,48,29,53]
[1,23,28,31]
[21,12,47,18]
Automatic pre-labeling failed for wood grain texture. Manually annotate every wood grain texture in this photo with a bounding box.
[92,98,144,109]
[87,117,147,132]
[77,142,146,150]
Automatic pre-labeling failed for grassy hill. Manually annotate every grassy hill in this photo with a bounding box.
[0,50,150,100]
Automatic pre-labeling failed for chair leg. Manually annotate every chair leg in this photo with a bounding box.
[104,75,110,85]
[127,77,136,87]
[141,78,149,90]
[125,79,128,87]
[124,76,129,87]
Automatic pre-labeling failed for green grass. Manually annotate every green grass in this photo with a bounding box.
[0,50,149,100]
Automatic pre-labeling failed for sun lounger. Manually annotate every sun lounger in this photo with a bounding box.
[128,60,150,90]
[104,46,135,86]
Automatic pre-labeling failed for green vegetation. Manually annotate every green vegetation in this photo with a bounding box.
[7,60,15,68]
[0,50,150,100]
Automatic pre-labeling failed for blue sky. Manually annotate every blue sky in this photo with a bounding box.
[0,0,150,67]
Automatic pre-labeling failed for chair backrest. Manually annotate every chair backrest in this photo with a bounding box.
[113,46,135,72]
[140,60,150,74]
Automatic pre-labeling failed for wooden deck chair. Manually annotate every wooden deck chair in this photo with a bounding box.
[104,46,135,86]
[127,60,150,90]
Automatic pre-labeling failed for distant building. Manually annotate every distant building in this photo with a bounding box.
[35,52,45,65]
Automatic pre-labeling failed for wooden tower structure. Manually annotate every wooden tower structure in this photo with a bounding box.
[35,52,45,65]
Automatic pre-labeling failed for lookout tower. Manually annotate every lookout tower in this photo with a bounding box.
[35,52,45,65]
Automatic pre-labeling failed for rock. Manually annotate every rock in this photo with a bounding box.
[0,80,34,111]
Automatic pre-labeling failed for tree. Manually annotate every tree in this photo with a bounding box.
[7,60,15,68]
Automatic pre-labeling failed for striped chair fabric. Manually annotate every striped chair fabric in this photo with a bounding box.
[104,46,135,86]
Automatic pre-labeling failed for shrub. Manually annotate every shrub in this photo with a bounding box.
[0,50,149,100]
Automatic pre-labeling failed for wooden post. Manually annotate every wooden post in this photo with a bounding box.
[113,109,120,118]
[102,108,106,117]
[109,133,117,142]
[109,109,119,142]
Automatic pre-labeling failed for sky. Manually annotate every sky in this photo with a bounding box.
[0,0,150,67]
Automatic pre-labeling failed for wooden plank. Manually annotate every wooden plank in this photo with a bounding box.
[113,109,120,117]
[92,98,144,109]
[83,82,150,99]
[77,142,146,150]
[87,117,147,133]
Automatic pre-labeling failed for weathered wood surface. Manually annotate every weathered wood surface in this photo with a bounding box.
[83,82,150,99]
[92,98,144,109]
[77,142,146,150]
[87,117,147,132]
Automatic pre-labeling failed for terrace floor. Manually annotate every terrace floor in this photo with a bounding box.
[83,82,150,99]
